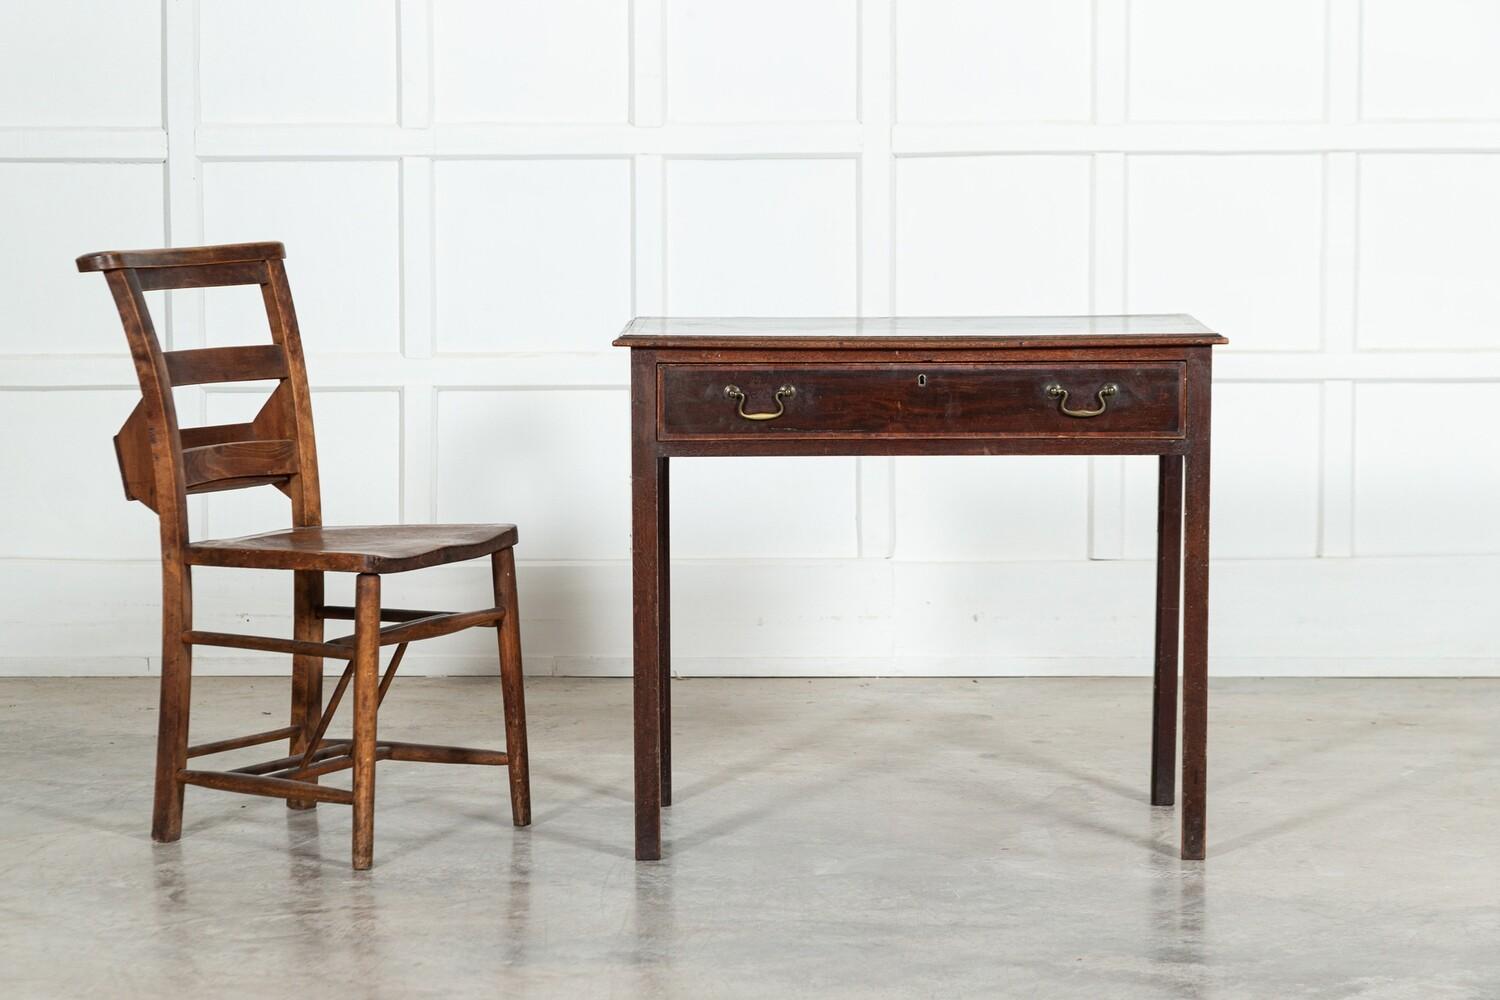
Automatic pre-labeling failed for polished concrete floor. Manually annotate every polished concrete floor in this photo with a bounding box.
[2,676,1497,999]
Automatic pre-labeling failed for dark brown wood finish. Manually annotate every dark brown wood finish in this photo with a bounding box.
[163,344,288,385]
[352,573,380,870]
[188,524,520,574]
[659,362,1185,439]
[630,349,664,859]
[79,241,531,869]
[617,314,1223,349]
[1180,349,1214,860]
[133,260,270,291]
[325,607,505,647]
[77,241,285,271]
[656,455,671,808]
[289,568,323,809]
[186,725,300,759]
[1151,455,1184,807]
[493,547,532,827]
[617,316,1225,862]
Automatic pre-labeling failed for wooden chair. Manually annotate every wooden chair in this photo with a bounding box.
[76,241,529,870]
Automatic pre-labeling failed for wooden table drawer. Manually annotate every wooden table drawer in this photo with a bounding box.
[659,362,1185,439]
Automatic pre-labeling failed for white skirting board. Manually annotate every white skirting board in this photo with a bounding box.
[1,555,1494,677]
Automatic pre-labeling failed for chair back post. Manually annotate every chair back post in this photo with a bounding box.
[76,242,323,542]
[101,266,191,559]
[261,257,322,528]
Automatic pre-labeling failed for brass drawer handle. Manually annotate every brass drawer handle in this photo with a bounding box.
[724,384,795,421]
[1046,382,1118,418]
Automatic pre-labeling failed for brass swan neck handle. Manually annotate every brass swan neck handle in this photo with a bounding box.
[724,384,795,421]
[1045,382,1118,418]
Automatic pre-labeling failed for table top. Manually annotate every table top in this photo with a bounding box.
[614,314,1226,350]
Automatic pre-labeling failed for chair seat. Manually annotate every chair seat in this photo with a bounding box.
[187,524,518,573]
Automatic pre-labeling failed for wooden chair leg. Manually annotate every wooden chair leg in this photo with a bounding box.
[151,562,193,842]
[351,573,381,870]
[288,569,324,810]
[492,548,531,827]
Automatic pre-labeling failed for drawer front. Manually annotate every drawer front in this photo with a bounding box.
[658,363,1185,439]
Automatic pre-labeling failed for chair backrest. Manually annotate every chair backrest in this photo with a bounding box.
[76,242,322,557]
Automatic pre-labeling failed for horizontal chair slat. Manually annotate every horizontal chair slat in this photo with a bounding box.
[381,741,508,766]
[184,475,291,497]
[165,345,288,386]
[261,742,506,779]
[269,752,375,782]
[328,607,504,648]
[233,742,351,777]
[181,439,297,490]
[179,421,259,449]
[134,259,270,291]
[179,769,355,805]
[184,630,354,660]
[187,725,299,759]
[318,605,454,624]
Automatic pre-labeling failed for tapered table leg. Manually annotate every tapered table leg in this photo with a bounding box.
[1181,444,1211,860]
[658,456,672,807]
[1151,456,1183,806]
[633,412,664,860]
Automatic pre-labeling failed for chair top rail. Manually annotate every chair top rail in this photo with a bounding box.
[76,241,285,272]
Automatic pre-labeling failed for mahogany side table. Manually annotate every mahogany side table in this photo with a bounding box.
[614,316,1227,861]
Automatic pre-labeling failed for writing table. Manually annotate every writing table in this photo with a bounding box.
[614,316,1227,861]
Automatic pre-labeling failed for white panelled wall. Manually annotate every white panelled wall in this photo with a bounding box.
[2,0,1497,677]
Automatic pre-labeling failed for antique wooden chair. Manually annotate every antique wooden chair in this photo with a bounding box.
[77,241,529,870]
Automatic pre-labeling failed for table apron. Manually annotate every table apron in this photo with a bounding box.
[654,438,1192,458]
